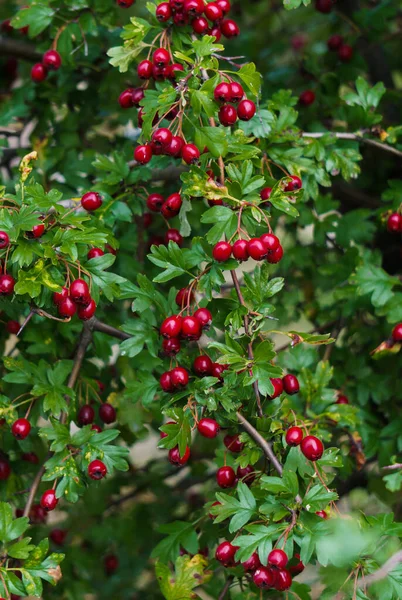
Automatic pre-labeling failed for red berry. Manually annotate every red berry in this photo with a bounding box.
[88,459,107,480]
[336,394,349,405]
[119,88,136,109]
[70,279,90,305]
[162,338,181,356]
[182,143,200,165]
[232,239,249,261]
[31,63,47,83]
[192,16,209,34]
[99,403,116,424]
[58,297,77,318]
[22,452,39,464]
[315,0,332,12]
[216,465,236,488]
[253,566,276,588]
[204,2,223,21]
[299,89,316,106]
[327,34,344,51]
[266,244,283,264]
[387,213,402,233]
[275,569,292,591]
[50,528,67,546]
[175,287,194,307]
[165,229,183,246]
[282,374,300,395]
[156,2,172,21]
[219,104,238,126]
[260,233,280,254]
[214,82,231,103]
[220,18,240,38]
[0,458,11,481]
[173,11,188,25]
[147,193,164,212]
[198,418,220,438]
[229,82,244,103]
[88,247,104,260]
[152,127,173,149]
[301,435,324,461]
[160,315,183,338]
[184,0,204,15]
[161,193,182,218]
[137,59,153,79]
[260,187,272,201]
[168,445,190,466]
[117,0,135,6]
[6,321,20,335]
[104,554,119,575]
[269,377,283,399]
[194,307,212,329]
[193,355,213,376]
[0,274,15,295]
[268,549,288,569]
[77,298,96,320]
[153,47,170,67]
[11,418,31,440]
[160,371,174,392]
[289,553,305,576]
[42,50,61,70]
[224,434,244,453]
[215,541,238,566]
[134,144,153,164]
[30,504,47,524]
[286,426,303,447]
[237,99,256,121]
[132,88,145,106]
[242,552,261,572]
[170,366,189,389]
[181,316,202,340]
[78,404,95,426]
[81,191,102,211]
[211,363,228,380]
[392,323,402,342]
[236,464,255,485]
[40,489,58,511]
[284,175,302,191]
[338,44,353,62]
[165,135,184,157]
[316,510,328,519]
[247,238,267,261]
[213,241,232,262]
[53,287,68,305]
[0,231,10,249]
[216,0,231,13]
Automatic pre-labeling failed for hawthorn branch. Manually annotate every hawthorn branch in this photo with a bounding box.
[236,412,283,476]
[357,550,402,588]
[218,575,234,600]
[90,317,131,341]
[0,36,42,62]
[302,132,402,159]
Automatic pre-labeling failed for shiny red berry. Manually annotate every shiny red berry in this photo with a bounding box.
[0,274,15,295]
[0,231,10,249]
[219,104,238,126]
[289,553,305,576]
[168,445,190,466]
[205,2,223,21]
[134,144,153,164]
[119,88,136,108]
[242,552,261,572]
[153,48,170,67]
[253,566,276,588]
[40,489,58,511]
[216,0,231,13]
[194,307,212,329]
[220,18,240,38]
[266,244,283,264]
[237,99,255,121]
[58,297,76,318]
[161,192,182,218]
[12,418,31,440]
[99,403,116,424]
[160,371,174,392]
[316,510,328,519]
[338,44,353,62]
[284,175,302,191]
[88,247,104,260]
[156,2,172,21]
[387,213,402,233]
[213,241,232,262]
[70,279,90,304]
[152,127,173,149]
[117,0,135,6]
[232,239,249,261]
[214,82,231,103]
[193,355,213,376]
[260,233,280,254]
[224,434,244,453]
[216,465,236,488]
[260,187,272,201]
[160,315,183,338]
[88,459,107,480]
[81,191,102,211]
[392,323,402,342]
[299,89,316,106]
[132,87,145,106]
[275,569,292,591]
[42,50,61,70]
[247,238,267,261]
[31,63,47,82]
[162,338,181,356]
[175,287,194,307]
[53,287,68,305]
[181,316,202,340]
[78,404,95,426]
[147,193,164,213]
[268,549,288,569]
[229,81,244,103]
[198,418,220,438]
[184,0,204,15]
[137,59,153,79]
[211,363,228,380]
[77,298,96,321]
[165,229,183,246]
[192,16,209,34]
[269,377,283,399]
[170,366,189,388]
[215,541,238,566]
[301,435,324,461]
[237,464,255,485]
[50,528,67,545]
[282,374,300,395]
[285,426,303,446]
[165,135,184,157]
[327,34,343,51]
[182,143,200,165]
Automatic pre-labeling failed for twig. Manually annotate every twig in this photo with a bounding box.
[90,317,132,341]
[357,550,402,588]
[218,575,234,600]
[0,36,42,62]
[22,465,46,518]
[382,463,402,471]
[302,132,402,159]
[236,412,283,476]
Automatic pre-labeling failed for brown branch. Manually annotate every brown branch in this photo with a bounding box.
[357,550,402,588]
[218,575,234,600]
[0,35,42,62]
[22,464,46,518]
[90,317,132,340]
[302,132,402,159]
[236,412,283,476]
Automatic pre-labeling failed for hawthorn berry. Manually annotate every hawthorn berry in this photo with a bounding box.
[327,34,344,51]
[30,504,47,524]
[211,363,228,380]
[197,418,220,438]
[284,175,302,191]
[336,394,349,405]
[175,287,194,307]
[269,377,283,399]
[232,239,249,261]
[40,489,58,511]
[0,274,15,295]
[31,63,47,83]
[119,88,136,109]
[237,99,256,121]
[58,297,77,318]
[161,192,182,218]
[77,298,96,320]
[88,459,107,480]
[247,238,267,261]
[147,192,164,212]
[0,231,10,249]
[153,48,170,67]
[170,366,189,388]
[50,528,67,546]
[338,44,354,62]
[194,307,212,329]
[160,315,183,338]
[299,89,316,106]
[134,144,153,164]
[0,458,11,481]
[236,465,255,485]
[282,374,300,395]
[266,244,283,264]
[116,0,135,6]
[99,403,116,424]
[219,104,238,126]
[216,465,236,488]
[192,16,209,34]
[275,569,292,591]
[11,418,31,440]
[32,224,45,238]
[216,0,231,13]
[159,421,176,439]
[165,135,184,157]
[168,445,190,466]
[215,541,238,566]
[22,452,39,464]
[81,192,102,211]
[260,233,280,254]
[132,88,145,106]
[210,26,222,41]
[165,229,183,246]
[182,143,200,165]
[88,247,104,260]
[152,127,173,149]
[78,404,95,426]
[289,553,305,576]
[242,552,261,572]
[392,323,402,342]
[205,2,223,20]
[285,426,304,446]
[260,187,272,201]
[70,279,90,304]
[315,0,332,12]
[268,548,288,569]
[253,566,276,588]
[220,19,240,38]
[7,321,20,335]
[162,338,181,356]
[214,82,231,103]
[301,435,324,461]
[229,82,244,103]
[156,2,172,21]
[316,510,328,519]
[213,241,232,262]
[104,554,119,575]
[184,0,204,15]
[223,434,244,453]
[181,316,202,340]
[193,355,213,376]
[137,59,153,79]
[42,50,61,70]
[160,372,174,392]
[387,213,402,233]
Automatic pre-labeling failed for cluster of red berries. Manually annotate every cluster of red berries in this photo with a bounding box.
[31,49,62,83]
[285,427,324,461]
[327,34,354,62]
[260,175,302,206]
[155,0,239,40]
[53,278,96,321]
[78,402,116,427]
[216,544,295,591]
[391,323,402,343]
[214,81,256,125]
[137,48,185,82]
[134,131,200,166]
[387,212,402,233]
[212,233,283,264]
[147,191,183,218]
[0,232,15,295]
[269,374,300,399]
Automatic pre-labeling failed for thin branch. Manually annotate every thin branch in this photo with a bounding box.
[382,463,402,471]
[236,412,283,476]
[218,575,234,600]
[0,36,42,62]
[357,550,402,588]
[302,132,402,159]
[90,317,131,341]
[22,465,46,518]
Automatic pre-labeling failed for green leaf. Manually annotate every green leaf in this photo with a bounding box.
[237,63,262,96]
[152,521,198,562]
[7,537,35,559]
[195,126,228,158]
[0,503,29,543]
[353,263,400,307]
[156,554,210,600]
[210,483,256,533]
[10,3,55,37]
